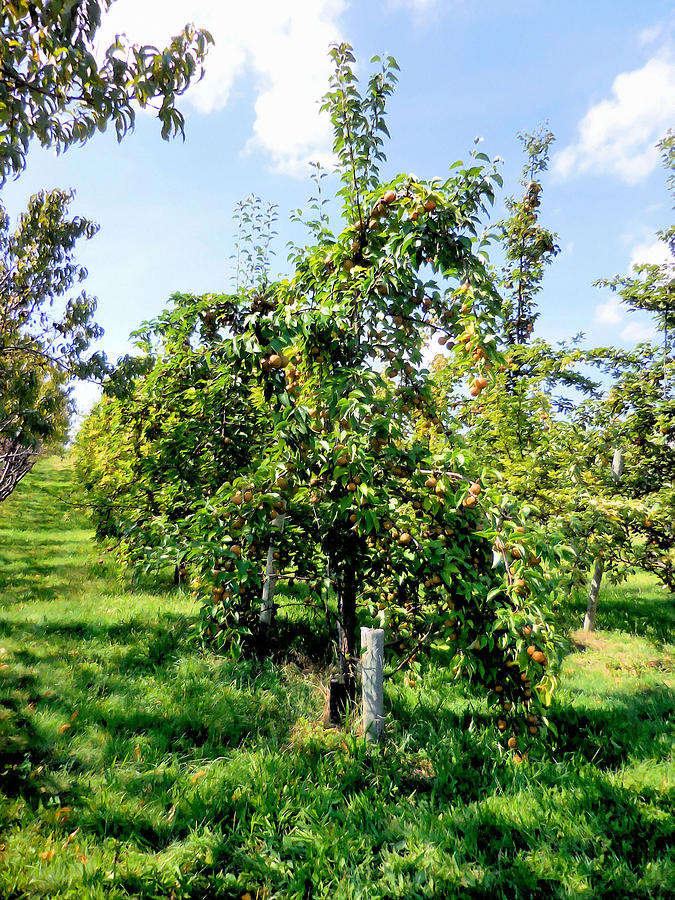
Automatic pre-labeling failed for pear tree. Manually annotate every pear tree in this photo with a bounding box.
[78,47,568,752]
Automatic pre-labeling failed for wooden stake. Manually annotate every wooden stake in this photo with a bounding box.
[611,448,624,481]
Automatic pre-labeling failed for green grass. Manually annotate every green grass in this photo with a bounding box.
[1,456,673,899]
[560,572,674,647]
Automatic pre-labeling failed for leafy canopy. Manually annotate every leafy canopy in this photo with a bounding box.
[0,0,212,182]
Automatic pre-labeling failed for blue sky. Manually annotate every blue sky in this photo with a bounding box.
[3,0,674,414]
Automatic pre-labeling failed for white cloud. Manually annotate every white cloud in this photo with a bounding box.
[390,0,440,8]
[595,296,658,343]
[640,25,664,46]
[553,56,675,184]
[595,296,624,325]
[97,0,347,176]
[629,238,672,270]
[621,320,657,341]
[639,17,675,47]
[594,234,672,334]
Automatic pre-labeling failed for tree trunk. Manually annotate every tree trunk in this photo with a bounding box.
[327,561,357,723]
[337,565,357,679]
[583,557,604,633]
[584,448,623,633]
[0,439,39,502]
[259,513,285,628]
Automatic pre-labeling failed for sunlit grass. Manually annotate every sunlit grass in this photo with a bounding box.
[1,456,673,899]
[560,571,674,646]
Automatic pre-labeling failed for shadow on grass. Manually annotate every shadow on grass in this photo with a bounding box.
[550,683,674,768]
[0,610,320,807]
[436,771,673,899]
[85,723,670,899]
[1,610,190,648]
[1,460,673,899]
[256,615,334,670]
[0,561,102,607]
[560,579,674,646]
[1,460,79,528]
[386,676,674,800]
[0,668,70,804]
[0,547,179,607]
[0,456,134,606]
[2,608,673,898]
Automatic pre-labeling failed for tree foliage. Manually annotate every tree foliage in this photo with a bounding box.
[587,129,674,589]
[434,127,675,600]
[0,188,103,498]
[431,129,600,590]
[588,348,674,590]
[75,291,268,550]
[499,127,558,346]
[0,0,212,183]
[0,1,212,499]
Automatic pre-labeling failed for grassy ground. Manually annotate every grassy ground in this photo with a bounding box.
[1,456,673,900]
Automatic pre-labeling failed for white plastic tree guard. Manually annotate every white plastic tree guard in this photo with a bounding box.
[361,627,384,741]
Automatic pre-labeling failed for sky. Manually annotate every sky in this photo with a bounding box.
[3,0,674,416]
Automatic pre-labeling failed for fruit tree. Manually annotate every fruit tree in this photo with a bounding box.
[77,46,568,751]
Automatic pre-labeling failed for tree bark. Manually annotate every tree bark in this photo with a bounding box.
[583,448,623,633]
[259,513,285,628]
[328,560,357,723]
[0,439,39,502]
[583,557,604,633]
[337,565,357,680]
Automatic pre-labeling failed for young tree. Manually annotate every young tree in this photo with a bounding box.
[500,127,558,347]
[586,350,674,593]
[432,128,594,569]
[438,128,675,619]
[431,124,655,620]
[75,290,271,566]
[78,47,568,752]
[76,196,279,570]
